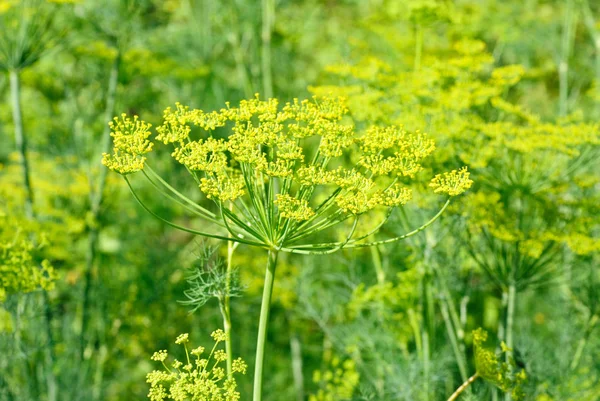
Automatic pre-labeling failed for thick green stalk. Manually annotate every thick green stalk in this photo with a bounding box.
[504,284,516,401]
[222,238,237,379]
[80,53,120,361]
[582,0,600,117]
[559,0,576,116]
[253,249,279,401]
[446,373,479,401]
[261,0,274,98]
[570,314,598,371]
[422,330,431,401]
[421,240,435,401]
[440,297,469,382]
[289,328,305,401]
[10,68,57,401]
[9,69,34,218]
[370,244,385,284]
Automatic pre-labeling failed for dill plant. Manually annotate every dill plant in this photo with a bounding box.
[102,95,472,400]
[312,32,600,399]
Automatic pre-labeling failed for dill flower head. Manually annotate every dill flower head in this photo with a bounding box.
[0,217,56,301]
[175,333,189,344]
[429,167,473,196]
[102,114,154,175]
[473,328,527,400]
[105,95,470,253]
[146,332,245,401]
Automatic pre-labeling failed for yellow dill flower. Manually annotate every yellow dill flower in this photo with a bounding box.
[146,331,245,401]
[473,328,527,399]
[199,173,246,202]
[109,114,153,155]
[429,167,473,196]
[151,350,168,362]
[214,349,227,362]
[382,185,413,207]
[232,358,247,374]
[211,329,227,342]
[175,333,189,344]
[102,151,147,175]
[335,190,382,215]
[295,165,337,186]
[106,94,467,256]
[274,194,315,222]
[102,114,153,174]
[491,65,526,87]
[172,138,228,173]
[0,219,56,301]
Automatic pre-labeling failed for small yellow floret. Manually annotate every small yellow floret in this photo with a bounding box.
[274,194,315,222]
[429,167,473,196]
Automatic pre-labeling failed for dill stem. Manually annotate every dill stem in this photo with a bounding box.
[261,0,275,98]
[446,373,479,401]
[559,0,576,116]
[253,249,279,401]
[581,0,600,117]
[10,69,34,218]
[370,243,385,284]
[504,283,517,401]
[440,296,469,382]
[222,236,236,380]
[11,67,57,401]
[570,314,599,371]
[81,52,121,363]
[289,327,305,401]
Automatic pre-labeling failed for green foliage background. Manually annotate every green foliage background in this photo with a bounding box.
[0,0,598,400]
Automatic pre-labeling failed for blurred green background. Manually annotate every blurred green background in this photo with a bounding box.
[0,0,599,400]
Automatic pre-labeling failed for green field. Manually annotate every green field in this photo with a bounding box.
[0,1,599,400]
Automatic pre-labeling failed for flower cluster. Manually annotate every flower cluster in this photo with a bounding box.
[102,114,153,175]
[146,332,246,401]
[103,95,470,252]
[473,328,527,400]
[429,167,473,196]
[0,218,56,302]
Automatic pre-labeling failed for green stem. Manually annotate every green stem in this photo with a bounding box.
[10,67,57,401]
[81,52,120,361]
[504,284,516,401]
[570,314,598,371]
[422,244,434,401]
[289,327,305,401]
[9,69,34,218]
[559,0,576,116]
[446,373,479,401]
[581,0,600,117]
[408,309,422,358]
[261,0,274,98]
[440,297,469,382]
[423,329,431,401]
[223,238,237,379]
[253,249,279,401]
[370,243,385,284]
